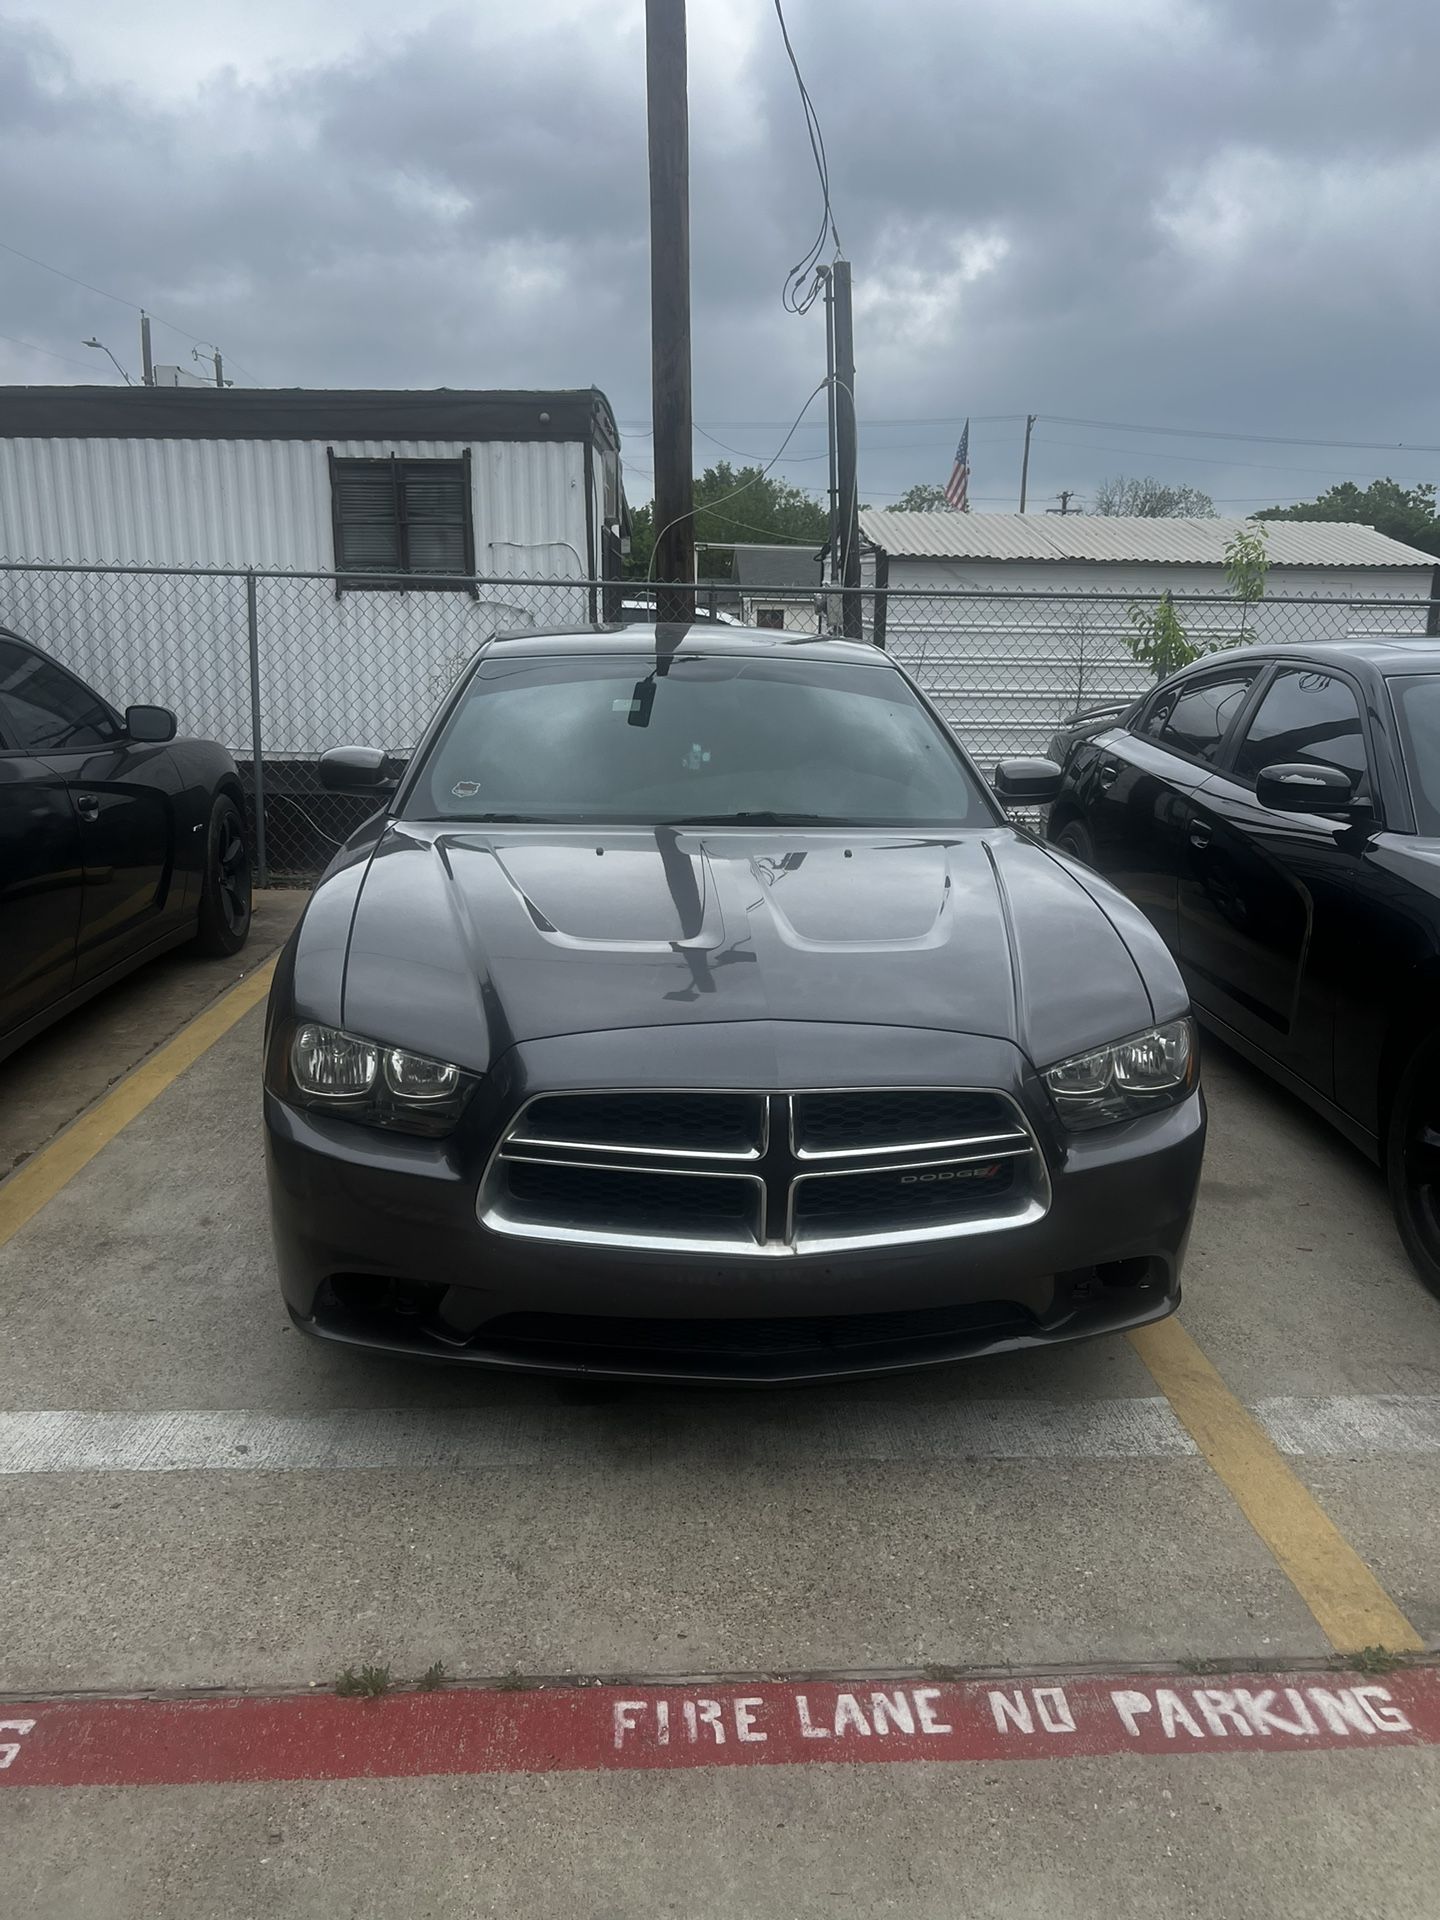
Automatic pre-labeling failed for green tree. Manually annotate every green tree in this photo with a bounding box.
[1224,524,1269,643]
[1257,479,1440,559]
[892,482,954,512]
[1093,476,1216,517]
[625,463,829,579]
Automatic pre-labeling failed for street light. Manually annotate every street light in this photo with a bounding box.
[82,337,132,385]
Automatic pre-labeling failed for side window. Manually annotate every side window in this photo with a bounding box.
[1136,689,1177,739]
[1232,668,1369,793]
[1155,673,1256,764]
[0,640,119,752]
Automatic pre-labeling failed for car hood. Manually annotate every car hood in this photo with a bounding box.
[334,823,1161,1073]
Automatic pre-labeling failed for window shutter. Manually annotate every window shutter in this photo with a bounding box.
[334,467,402,572]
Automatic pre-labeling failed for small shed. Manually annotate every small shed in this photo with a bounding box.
[729,543,825,631]
[853,512,1440,766]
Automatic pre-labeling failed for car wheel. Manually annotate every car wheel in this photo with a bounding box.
[1054,818,1096,867]
[194,793,253,956]
[1385,1028,1440,1300]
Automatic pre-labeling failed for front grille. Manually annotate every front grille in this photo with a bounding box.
[793,1090,1019,1156]
[793,1159,1016,1231]
[503,1159,760,1240]
[481,1087,1048,1255]
[481,1300,1035,1369]
[513,1091,763,1157]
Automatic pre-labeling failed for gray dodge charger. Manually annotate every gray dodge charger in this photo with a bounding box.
[263,624,1205,1383]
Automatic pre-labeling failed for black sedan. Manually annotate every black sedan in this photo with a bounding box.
[1,627,252,1062]
[263,624,1205,1384]
[1045,640,1440,1297]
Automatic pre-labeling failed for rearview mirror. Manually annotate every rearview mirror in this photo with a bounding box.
[1255,762,1357,816]
[126,703,177,743]
[993,757,1063,806]
[318,746,405,795]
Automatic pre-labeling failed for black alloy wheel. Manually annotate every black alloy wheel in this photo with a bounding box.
[1386,1028,1440,1301]
[194,793,253,956]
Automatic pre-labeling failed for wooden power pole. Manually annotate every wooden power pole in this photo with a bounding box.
[832,259,863,639]
[646,0,695,622]
[1018,413,1037,513]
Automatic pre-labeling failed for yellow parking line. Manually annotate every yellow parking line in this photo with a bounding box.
[0,958,277,1252]
[1131,1315,1424,1654]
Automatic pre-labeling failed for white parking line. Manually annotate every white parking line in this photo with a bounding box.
[0,1394,1437,1475]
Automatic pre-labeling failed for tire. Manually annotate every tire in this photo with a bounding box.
[1054,818,1096,867]
[193,793,253,957]
[1385,1027,1440,1300]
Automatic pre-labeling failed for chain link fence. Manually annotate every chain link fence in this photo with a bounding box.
[2,561,1434,881]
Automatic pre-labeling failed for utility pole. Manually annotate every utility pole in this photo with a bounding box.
[821,265,839,576]
[139,312,154,387]
[1046,489,1080,515]
[645,0,695,623]
[213,350,224,391]
[1018,413,1037,513]
[832,258,863,639]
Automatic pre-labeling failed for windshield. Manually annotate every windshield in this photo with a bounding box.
[409,651,994,828]
[1390,673,1440,835]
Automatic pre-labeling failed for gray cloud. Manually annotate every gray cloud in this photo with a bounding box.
[2,0,1438,512]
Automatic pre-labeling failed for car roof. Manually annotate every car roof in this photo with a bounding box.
[485,621,888,666]
[1171,639,1440,680]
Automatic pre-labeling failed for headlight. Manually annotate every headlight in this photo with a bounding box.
[288,1023,476,1136]
[1043,1018,1197,1131]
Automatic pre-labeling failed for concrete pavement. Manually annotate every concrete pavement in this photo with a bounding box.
[2,955,1438,1916]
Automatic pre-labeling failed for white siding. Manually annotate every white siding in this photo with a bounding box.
[0,435,590,571]
[0,434,596,758]
[880,557,1435,768]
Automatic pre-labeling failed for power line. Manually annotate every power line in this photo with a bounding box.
[1043,413,1440,455]
[0,237,263,381]
[0,330,111,375]
[771,0,841,315]
[648,379,829,582]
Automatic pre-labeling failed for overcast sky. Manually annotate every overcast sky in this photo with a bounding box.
[4,0,1439,516]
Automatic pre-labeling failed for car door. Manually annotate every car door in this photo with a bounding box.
[0,704,85,1046]
[1178,663,1373,1093]
[0,638,181,981]
[1085,665,1261,949]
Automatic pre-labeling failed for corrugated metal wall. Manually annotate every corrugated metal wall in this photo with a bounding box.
[0,436,590,571]
[0,435,596,758]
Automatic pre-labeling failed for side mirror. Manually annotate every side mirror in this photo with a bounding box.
[993,757,1063,806]
[1254,762,1357,816]
[318,746,405,795]
[126,703,177,743]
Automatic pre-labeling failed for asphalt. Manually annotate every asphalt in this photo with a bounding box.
[2,930,1439,1916]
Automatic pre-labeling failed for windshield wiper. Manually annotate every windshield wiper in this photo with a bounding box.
[663,812,842,827]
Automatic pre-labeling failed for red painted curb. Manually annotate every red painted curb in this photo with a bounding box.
[3,1670,1438,1789]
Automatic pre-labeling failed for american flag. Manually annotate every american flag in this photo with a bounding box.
[944,420,971,511]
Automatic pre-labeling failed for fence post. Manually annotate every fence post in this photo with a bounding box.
[245,570,269,887]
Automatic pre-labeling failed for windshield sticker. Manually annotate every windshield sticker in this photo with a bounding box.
[683,743,712,771]
[451,779,482,799]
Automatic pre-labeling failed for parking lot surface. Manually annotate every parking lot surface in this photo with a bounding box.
[3,936,1439,1916]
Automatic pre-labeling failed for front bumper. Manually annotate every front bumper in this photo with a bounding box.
[265,1023,1206,1384]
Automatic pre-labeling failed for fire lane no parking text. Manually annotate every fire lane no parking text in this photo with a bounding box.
[4,1668,1439,1789]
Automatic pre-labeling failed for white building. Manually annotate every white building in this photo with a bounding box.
[853,511,1439,764]
[0,385,626,756]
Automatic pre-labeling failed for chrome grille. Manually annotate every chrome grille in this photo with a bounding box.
[482,1088,1049,1255]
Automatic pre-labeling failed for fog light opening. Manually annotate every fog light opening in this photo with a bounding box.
[1095,1256,1153,1291]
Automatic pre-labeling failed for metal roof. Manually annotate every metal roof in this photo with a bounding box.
[859,510,1438,570]
[0,385,620,448]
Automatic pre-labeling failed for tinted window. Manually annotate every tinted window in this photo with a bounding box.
[1233,668,1369,792]
[1154,673,1255,763]
[411,653,993,828]
[1390,674,1440,835]
[0,640,119,752]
